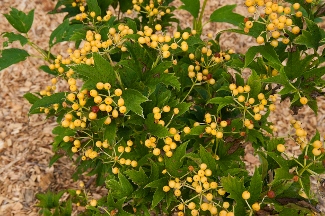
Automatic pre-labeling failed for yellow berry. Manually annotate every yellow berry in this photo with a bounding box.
[223,202,230,209]
[277,144,285,153]
[89,112,97,120]
[90,199,97,207]
[300,97,308,105]
[245,21,253,29]
[252,202,260,211]
[188,202,196,210]
[112,167,119,174]
[238,95,245,102]
[312,148,322,156]
[174,189,181,196]
[242,191,250,200]
[153,148,161,156]
[218,188,226,195]
[292,26,300,34]
[163,185,170,192]
[313,140,322,148]
[115,89,123,96]
[293,3,300,10]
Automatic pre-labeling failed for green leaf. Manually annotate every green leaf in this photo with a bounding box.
[199,146,217,174]
[208,96,233,105]
[165,141,189,177]
[49,153,63,167]
[0,48,29,71]
[284,48,316,79]
[294,30,317,49]
[294,18,322,49]
[39,65,59,76]
[3,8,34,33]
[125,18,138,32]
[267,152,289,168]
[152,188,165,209]
[118,172,133,196]
[35,191,64,208]
[179,0,200,18]
[69,28,87,43]
[174,102,191,116]
[220,175,246,214]
[263,67,292,87]
[247,129,264,144]
[23,93,40,104]
[146,62,175,90]
[71,52,115,86]
[103,120,117,146]
[106,172,133,199]
[207,96,234,112]
[118,0,133,12]
[303,67,325,80]
[245,44,282,70]
[248,168,262,204]
[87,0,101,17]
[29,92,65,113]
[1,32,28,46]
[145,177,167,189]
[144,113,170,138]
[273,168,294,182]
[210,5,245,27]
[147,73,181,94]
[188,125,205,135]
[52,126,75,151]
[49,19,69,47]
[123,88,148,117]
[247,70,261,98]
[124,167,149,186]
[257,152,268,180]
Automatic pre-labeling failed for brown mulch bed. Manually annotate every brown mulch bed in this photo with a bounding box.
[0,0,324,215]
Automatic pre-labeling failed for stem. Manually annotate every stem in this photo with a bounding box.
[196,0,209,34]
[27,41,50,62]
[106,53,124,89]
[181,82,196,103]
[152,54,160,68]
[165,114,175,128]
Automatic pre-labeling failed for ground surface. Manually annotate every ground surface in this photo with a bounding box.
[0,0,325,215]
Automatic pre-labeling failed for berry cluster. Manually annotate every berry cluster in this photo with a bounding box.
[131,0,171,20]
[290,119,325,156]
[186,47,234,85]
[137,25,193,59]
[229,83,277,129]
[75,5,112,22]
[162,163,235,216]
[244,0,306,46]
[54,82,131,164]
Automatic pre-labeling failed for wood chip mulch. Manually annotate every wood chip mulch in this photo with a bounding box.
[0,0,324,215]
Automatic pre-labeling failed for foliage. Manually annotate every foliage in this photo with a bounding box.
[1,0,325,215]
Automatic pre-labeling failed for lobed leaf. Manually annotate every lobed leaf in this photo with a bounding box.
[179,0,200,18]
[4,8,34,33]
[123,89,148,117]
[124,167,149,186]
[220,175,246,214]
[1,32,28,46]
[210,5,244,27]
[165,141,189,177]
[245,44,282,70]
[144,113,170,138]
[29,92,66,113]
[0,48,29,71]
[71,52,115,87]
[87,0,101,17]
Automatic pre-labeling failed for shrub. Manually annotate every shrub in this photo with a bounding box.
[1,0,325,215]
